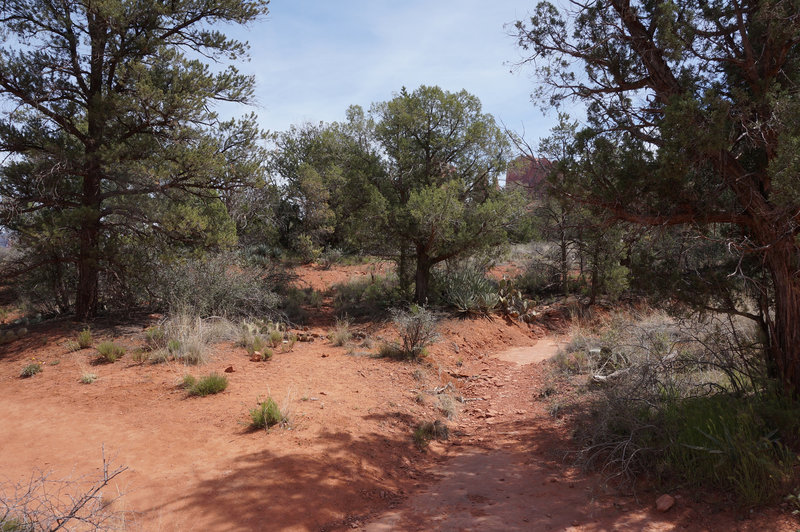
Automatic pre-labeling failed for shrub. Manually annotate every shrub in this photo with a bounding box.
[80,373,97,384]
[318,248,343,270]
[388,305,439,360]
[19,363,41,378]
[330,274,399,317]
[327,317,352,346]
[293,234,321,264]
[184,373,228,397]
[157,253,283,318]
[249,397,287,429]
[143,326,165,350]
[413,420,449,449]
[77,328,93,349]
[96,341,125,363]
[439,263,498,316]
[559,311,797,504]
[155,313,235,365]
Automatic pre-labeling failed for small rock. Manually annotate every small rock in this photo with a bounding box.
[656,494,675,512]
[224,366,235,373]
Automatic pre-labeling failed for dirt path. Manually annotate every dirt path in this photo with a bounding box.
[359,339,792,532]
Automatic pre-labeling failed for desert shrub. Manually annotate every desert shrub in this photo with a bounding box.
[239,320,288,357]
[281,286,323,324]
[249,397,287,429]
[19,363,41,378]
[559,311,796,504]
[80,373,97,384]
[327,317,352,346]
[439,263,498,316]
[157,253,282,318]
[413,420,449,449]
[294,234,321,264]
[150,313,236,364]
[77,328,93,349]
[386,305,439,360]
[96,341,125,363]
[330,274,399,317]
[438,394,458,420]
[318,247,343,270]
[183,373,228,397]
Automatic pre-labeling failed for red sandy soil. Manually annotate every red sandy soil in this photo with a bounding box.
[0,263,797,531]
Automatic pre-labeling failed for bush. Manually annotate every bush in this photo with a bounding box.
[413,420,449,449]
[330,274,399,317]
[557,311,797,504]
[19,363,41,378]
[96,341,125,363]
[77,328,93,349]
[150,313,235,365]
[318,248,343,270]
[387,305,439,360]
[157,253,283,318]
[249,397,286,429]
[327,317,352,346]
[80,373,97,384]
[439,263,498,316]
[183,373,228,397]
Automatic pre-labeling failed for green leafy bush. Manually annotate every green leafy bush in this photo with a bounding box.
[249,397,286,429]
[183,373,228,397]
[96,341,125,363]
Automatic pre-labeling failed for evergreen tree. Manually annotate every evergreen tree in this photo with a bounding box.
[0,0,269,318]
[515,0,800,392]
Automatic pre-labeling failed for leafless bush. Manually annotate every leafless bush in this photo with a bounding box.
[556,311,769,487]
[0,451,127,531]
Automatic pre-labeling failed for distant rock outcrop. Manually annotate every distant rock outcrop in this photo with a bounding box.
[505,156,554,197]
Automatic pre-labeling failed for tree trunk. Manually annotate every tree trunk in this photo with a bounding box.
[414,250,432,304]
[560,237,569,298]
[763,240,800,395]
[75,162,102,320]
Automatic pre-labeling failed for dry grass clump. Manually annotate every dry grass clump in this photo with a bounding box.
[327,317,352,346]
[145,312,236,365]
[549,309,798,505]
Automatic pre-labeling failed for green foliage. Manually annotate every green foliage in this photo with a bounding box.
[662,395,795,505]
[440,263,498,316]
[0,0,269,319]
[370,86,524,302]
[77,329,93,349]
[330,274,399,317]
[513,1,800,392]
[96,342,125,363]
[19,363,41,378]
[184,373,229,397]
[249,398,287,430]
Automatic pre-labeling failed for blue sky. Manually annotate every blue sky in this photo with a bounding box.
[226,0,583,150]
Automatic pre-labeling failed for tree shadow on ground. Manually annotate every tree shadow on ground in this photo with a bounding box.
[145,428,421,531]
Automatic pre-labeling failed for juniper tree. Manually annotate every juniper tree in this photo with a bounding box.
[515,0,800,392]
